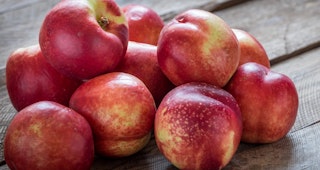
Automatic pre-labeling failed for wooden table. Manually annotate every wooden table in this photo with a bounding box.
[1,0,320,169]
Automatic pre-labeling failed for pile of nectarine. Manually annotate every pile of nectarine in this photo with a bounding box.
[4,0,298,169]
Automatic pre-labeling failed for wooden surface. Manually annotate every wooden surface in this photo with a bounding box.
[0,0,320,169]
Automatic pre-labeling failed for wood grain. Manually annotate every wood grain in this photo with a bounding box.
[227,122,320,169]
[0,86,15,165]
[0,0,60,70]
[115,0,247,21]
[215,0,320,64]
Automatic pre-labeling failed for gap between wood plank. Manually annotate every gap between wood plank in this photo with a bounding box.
[160,0,250,22]
[0,160,5,167]
[270,41,320,66]
[291,120,320,134]
[209,0,250,12]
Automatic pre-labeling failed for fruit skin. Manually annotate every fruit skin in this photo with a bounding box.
[5,44,82,111]
[232,29,270,68]
[157,9,240,87]
[69,72,156,157]
[155,82,242,170]
[122,4,164,45]
[39,0,128,80]
[225,62,299,143]
[4,101,94,170]
[115,41,175,106]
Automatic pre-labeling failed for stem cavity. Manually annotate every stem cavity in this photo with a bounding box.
[98,16,109,30]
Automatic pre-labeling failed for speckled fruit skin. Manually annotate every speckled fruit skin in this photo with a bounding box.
[39,0,128,80]
[5,45,82,111]
[225,62,298,143]
[157,9,240,87]
[115,41,175,106]
[155,82,242,170]
[122,4,164,45]
[232,29,270,68]
[4,101,94,170]
[69,72,156,157]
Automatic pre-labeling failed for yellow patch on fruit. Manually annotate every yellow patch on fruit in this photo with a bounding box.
[106,132,151,157]
[221,130,235,167]
[29,123,43,137]
[87,0,127,29]
[106,104,135,130]
[199,24,229,71]
[157,125,183,150]
[157,127,171,143]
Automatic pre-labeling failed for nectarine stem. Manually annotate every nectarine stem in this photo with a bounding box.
[98,16,109,30]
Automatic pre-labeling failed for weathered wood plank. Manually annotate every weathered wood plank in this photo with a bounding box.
[0,0,38,14]
[0,86,15,165]
[215,0,320,64]
[226,122,320,169]
[0,0,60,70]
[0,69,5,87]
[115,0,246,21]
